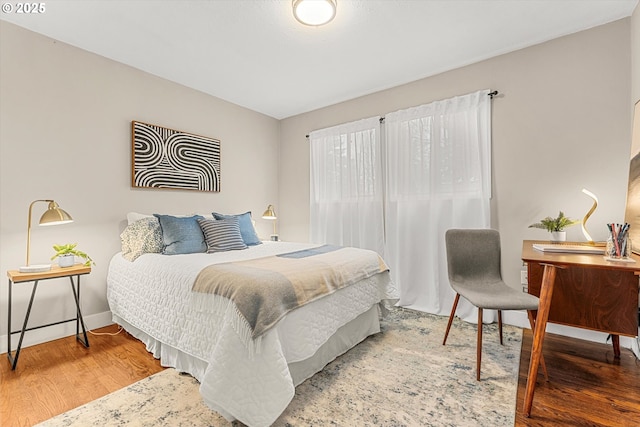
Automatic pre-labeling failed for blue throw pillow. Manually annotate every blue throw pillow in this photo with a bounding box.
[212,211,262,246]
[153,214,206,255]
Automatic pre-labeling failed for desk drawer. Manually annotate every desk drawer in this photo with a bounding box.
[527,262,639,336]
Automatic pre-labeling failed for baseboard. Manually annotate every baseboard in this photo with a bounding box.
[630,336,640,359]
[0,310,113,355]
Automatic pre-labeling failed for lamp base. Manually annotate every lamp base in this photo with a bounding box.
[270,234,279,241]
[19,264,52,273]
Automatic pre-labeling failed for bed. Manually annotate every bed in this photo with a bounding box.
[107,213,396,427]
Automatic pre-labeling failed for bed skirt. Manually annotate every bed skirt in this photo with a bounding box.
[111,304,380,419]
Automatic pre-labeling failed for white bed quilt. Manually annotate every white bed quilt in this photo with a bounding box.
[107,241,396,427]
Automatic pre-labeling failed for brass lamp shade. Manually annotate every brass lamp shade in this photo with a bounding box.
[21,199,74,271]
[262,205,277,219]
[39,201,73,225]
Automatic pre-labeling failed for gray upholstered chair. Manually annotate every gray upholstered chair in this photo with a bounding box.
[442,228,548,381]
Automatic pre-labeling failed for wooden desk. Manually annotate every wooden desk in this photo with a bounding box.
[521,241,640,417]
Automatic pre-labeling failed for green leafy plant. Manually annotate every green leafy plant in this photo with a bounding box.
[528,211,580,233]
[51,243,95,266]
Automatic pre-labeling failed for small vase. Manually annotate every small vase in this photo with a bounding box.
[550,231,566,243]
[57,254,75,268]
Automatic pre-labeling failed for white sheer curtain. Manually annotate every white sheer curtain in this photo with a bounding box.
[384,90,492,322]
[309,117,385,256]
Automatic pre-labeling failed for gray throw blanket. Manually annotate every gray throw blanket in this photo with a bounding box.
[192,245,389,340]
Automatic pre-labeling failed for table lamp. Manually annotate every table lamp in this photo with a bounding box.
[20,199,73,273]
[581,188,598,244]
[262,204,278,241]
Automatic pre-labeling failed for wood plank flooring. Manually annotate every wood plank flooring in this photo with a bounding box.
[1,325,639,426]
[0,325,164,427]
[514,329,640,426]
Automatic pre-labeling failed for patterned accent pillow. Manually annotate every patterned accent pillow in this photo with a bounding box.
[198,218,248,253]
[212,211,262,246]
[120,217,164,261]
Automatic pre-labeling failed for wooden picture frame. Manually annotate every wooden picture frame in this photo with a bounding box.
[131,121,220,192]
[624,100,640,254]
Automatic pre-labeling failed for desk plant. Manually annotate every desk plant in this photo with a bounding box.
[51,243,95,267]
[529,211,580,242]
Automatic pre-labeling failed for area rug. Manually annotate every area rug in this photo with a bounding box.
[36,308,522,426]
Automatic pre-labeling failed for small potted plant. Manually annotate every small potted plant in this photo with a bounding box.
[51,243,95,268]
[529,211,580,242]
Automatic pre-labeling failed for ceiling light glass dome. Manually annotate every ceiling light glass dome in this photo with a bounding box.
[293,0,337,26]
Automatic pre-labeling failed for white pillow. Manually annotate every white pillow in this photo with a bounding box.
[126,212,153,225]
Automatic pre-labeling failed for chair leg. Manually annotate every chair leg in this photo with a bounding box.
[498,310,503,345]
[477,307,483,381]
[443,293,460,345]
[527,310,549,382]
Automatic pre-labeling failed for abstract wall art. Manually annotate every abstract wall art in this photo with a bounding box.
[131,121,220,192]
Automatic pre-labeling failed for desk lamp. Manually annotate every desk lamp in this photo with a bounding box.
[20,199,73,273]
[581,188,598,244]
[262,204,278,241]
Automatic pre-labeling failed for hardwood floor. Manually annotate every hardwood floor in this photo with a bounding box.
[514,329,640,426]
[1,325,639,426]
[0,325,164,427]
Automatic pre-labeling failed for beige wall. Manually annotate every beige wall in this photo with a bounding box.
[279,19,632,338]
[0,21,280,349]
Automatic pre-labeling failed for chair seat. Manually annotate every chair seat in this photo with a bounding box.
[450,280,539,310]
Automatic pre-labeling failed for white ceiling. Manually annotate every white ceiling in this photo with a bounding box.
[2,0,637,119]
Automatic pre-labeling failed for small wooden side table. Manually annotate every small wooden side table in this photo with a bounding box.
[6,264,91,370]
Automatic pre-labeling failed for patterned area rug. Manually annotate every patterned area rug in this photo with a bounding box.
[36,308,522,426]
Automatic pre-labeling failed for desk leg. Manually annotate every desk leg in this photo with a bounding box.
[612,335,620,359]
[69,275,89,348]
[523,263,557,417]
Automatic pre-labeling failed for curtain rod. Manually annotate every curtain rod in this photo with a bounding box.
[305,90,499,138]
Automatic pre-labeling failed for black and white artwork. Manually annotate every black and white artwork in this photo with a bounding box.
[131,121,220,192]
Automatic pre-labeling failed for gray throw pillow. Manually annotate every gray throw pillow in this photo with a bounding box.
[198,217,247,253]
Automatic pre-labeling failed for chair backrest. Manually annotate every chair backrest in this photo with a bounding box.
[445,229,502,286]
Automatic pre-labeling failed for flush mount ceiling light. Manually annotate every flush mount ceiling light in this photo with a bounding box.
[293,0,337,26]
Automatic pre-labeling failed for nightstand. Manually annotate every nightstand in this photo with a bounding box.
[6,264,91,370]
